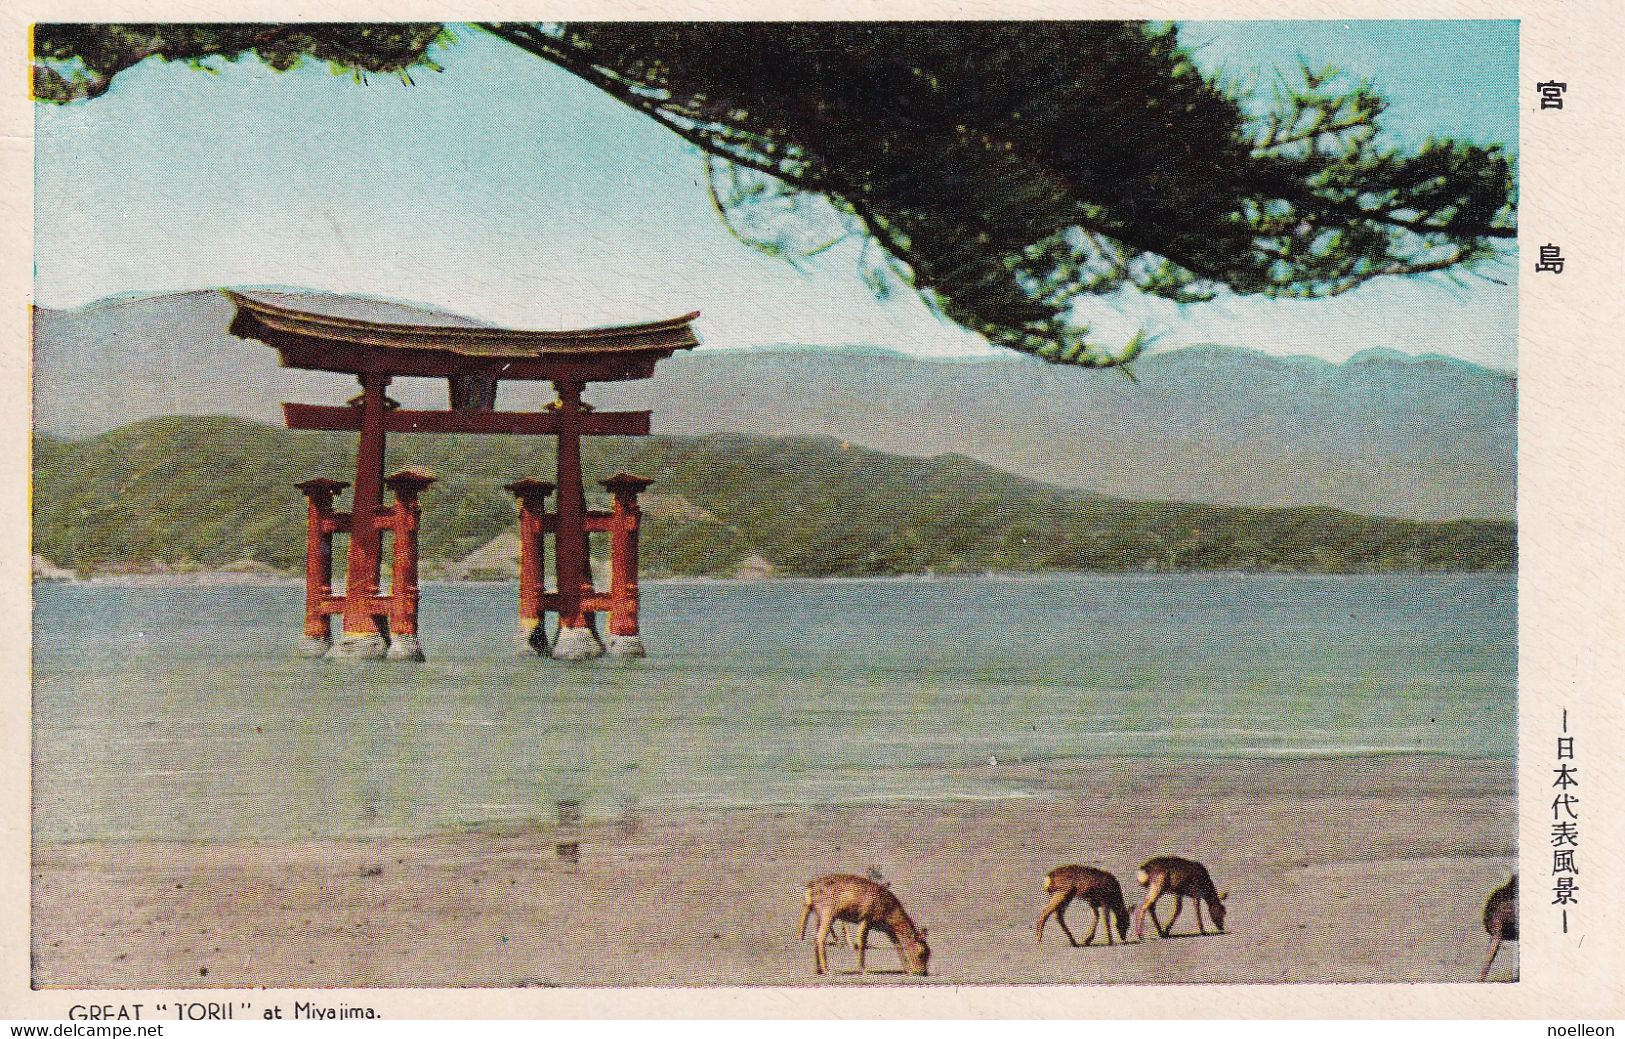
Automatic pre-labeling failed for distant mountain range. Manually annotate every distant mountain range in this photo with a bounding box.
[33,289,1516,521]
[34,417,1514,579]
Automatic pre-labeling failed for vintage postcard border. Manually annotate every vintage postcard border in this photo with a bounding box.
[2,0,1620,1020]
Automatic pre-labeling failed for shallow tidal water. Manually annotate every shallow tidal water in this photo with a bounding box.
[33,573,1515,842]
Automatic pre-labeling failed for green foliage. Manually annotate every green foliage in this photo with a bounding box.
[31,23,449,102]
[485,23,1516,365]
[33,418,1515,578]
[34,22,1515,369]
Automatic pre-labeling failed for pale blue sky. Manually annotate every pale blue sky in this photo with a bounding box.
[34,21,1518,368]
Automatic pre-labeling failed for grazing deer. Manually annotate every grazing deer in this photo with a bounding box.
[1037,865,1131,947]
[1133,856,1228,939]
[798,874,930,976]
[1480,875,1517,982]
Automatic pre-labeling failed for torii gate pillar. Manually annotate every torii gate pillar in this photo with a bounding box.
[330,373,393,659]
[550,379,604,660]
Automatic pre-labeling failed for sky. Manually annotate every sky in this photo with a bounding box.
[34,21,1519,368]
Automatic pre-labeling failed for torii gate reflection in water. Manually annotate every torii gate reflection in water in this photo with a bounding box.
[225,290,701,661]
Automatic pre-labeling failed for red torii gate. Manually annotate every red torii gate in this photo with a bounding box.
[225,289,700,661]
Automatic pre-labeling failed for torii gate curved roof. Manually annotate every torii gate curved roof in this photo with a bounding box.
[224,288,702,383]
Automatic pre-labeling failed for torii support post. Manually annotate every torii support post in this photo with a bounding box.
[600,473,653,657]
[331,372,394,659]
[295,478,349,657]
[383,469,436,661]
[505,478,555,655]
[550,379,605,660]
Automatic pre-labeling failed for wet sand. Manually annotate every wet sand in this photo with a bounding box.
[31,754,1515,988]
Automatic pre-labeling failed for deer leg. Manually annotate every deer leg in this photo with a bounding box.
[1082,906,1100,947]
[1480,934,1503,982]
[815,914,832,975]
[1037,890,1070,945]
[1055,899,1080,947]
[856,920,872,973]
[799,901,814,941]
[1136,875,1167,940]
[1194,897,1207,935]
[1163,895,1183,937]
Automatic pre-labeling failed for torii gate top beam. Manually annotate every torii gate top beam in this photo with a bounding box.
[224,288,702,385]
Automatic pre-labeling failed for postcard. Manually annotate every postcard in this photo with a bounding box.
[4,1,1621,1022]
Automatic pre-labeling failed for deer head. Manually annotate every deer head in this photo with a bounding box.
[903,928,931,976]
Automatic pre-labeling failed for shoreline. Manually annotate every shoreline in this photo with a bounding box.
[32,753,1516,988]
[37,568,1516,588]
[37,751,1515,846]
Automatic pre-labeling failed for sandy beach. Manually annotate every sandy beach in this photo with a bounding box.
[32,754,1514,989]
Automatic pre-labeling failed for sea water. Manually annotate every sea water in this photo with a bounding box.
[33,573,1514,841]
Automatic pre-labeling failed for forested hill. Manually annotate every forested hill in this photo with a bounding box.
[36,290,1516,521]
[33,417,1515,579]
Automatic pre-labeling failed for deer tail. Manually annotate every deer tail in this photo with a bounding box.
[1136,868,1150,887]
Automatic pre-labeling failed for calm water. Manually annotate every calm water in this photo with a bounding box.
[34,574,1515,841]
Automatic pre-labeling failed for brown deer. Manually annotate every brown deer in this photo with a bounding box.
[1133,856,1228,939]
[798,874,930,976]
[1480,875,1517,981]
[1037,865,1131,947]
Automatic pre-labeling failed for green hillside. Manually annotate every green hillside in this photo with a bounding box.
[32,417,1515,578]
